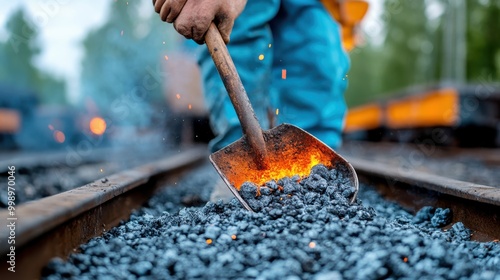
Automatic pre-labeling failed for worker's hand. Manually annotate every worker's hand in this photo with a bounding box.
[153,0,247,44]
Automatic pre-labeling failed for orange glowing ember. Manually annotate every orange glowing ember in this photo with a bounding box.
[53,130,65,143]
[403,257,408,263]
[309,242,316,248]
[236,151,327,189]
[282,69,287,79]
[90,117,107,135]
[188,104,192,110]
[206,239,213,245]
[258,54,264,60]
[176,94,181,99]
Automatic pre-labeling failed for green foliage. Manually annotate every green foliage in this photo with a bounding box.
[466,0,500,81]
[0,8,66,104]
[345,44,384,106]
[346,0,434,107]
[346,0,500,108]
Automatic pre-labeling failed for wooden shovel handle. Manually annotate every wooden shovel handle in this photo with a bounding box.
[205,23,268,169]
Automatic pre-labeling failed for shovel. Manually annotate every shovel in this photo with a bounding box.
[205,23,358,211]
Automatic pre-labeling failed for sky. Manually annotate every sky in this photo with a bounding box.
[0,0,381,103]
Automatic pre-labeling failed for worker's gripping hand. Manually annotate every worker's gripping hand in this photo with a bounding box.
[153,0,247,44]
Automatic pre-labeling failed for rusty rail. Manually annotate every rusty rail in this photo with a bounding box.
[0,146,207,280]
[348,157,500,241]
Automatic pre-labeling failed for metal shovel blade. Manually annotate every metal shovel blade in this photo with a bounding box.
[210,123,359,211]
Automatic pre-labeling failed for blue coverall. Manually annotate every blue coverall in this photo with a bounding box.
[198,0,350,152]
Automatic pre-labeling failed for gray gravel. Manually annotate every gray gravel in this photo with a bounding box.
[43,163,500,280]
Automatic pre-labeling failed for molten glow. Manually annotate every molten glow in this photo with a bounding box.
[236,151,327,189]
[403,257,408,263]
[231,235,237,240]
[282,69,286,79]
[206,239,213,245]
[309,242,316,248]
[90,117,107,135]
[53,130,65,143]
[258,54,264,60]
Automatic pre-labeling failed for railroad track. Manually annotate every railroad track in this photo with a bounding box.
[1,144,499,279]
[347,157,500,241]
[0,146,207,280]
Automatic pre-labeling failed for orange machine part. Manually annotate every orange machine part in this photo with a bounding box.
[0,109,21,133]
[386,88,459,129]
[321,0,369,51]
[344,104,383,133]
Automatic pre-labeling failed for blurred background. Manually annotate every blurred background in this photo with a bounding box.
[0,0,499,155]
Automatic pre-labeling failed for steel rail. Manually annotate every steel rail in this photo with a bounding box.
[348,157,500,241]
[0,146,207,280]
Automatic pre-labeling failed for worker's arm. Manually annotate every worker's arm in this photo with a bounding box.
[153,0,247,44]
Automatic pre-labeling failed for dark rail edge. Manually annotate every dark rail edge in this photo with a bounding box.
[348,157,500,241]
[0,146,207,280]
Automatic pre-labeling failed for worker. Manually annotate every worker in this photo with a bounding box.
[152,0,367,200]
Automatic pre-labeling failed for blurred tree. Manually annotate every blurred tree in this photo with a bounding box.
[466,0,500,81]
[80,0,172,126]
[346,0,446,107]
[345,44,384,106]
[379,0,429,93]
[0,8,66,104]
[0,8,40,89]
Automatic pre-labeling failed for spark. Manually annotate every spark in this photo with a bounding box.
[100,168,103,173]
[282,69,287,79]
[309,242,316,248]
[188,104,192,110]
[176,94,181,99]
[403,257,408,263]
[258,54,264,61]
[53,130,65,143]
[268,44,272,48]
[231,235,237,240]
[162,41,166,45]
[164,55,169,60]
[206,239,213,245]
[275,108,279,115]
